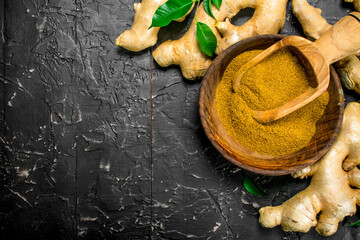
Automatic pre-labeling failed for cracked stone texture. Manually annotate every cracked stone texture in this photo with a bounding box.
[0,0,360,239]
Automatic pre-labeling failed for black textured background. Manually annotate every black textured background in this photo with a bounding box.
[1,0,360,239]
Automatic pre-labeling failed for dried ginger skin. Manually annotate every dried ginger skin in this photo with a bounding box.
[259,102,360,236]
[293,0,360,94]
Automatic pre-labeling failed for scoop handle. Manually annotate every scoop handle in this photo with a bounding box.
[315,12,360,64]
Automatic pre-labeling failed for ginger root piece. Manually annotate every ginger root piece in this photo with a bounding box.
[345,0,360,11]
[259,102,360,236]
[116,0,193,52]
[292,0,330,40]
[293,0,360,94]
[216,0,288,53]
[153,2,217,80]
[116,0,167,51]
[337,55,360,93]
[153,0,288,80]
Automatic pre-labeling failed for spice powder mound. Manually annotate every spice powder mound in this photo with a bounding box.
[215,48,329,156]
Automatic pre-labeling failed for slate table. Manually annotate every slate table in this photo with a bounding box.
[1,0,360,239]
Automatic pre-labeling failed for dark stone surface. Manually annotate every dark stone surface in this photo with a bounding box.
[0,0,359,239]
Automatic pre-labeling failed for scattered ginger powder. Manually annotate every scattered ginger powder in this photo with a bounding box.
[215,48,329,156]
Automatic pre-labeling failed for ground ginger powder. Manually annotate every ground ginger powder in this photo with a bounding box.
[215,48,329,156]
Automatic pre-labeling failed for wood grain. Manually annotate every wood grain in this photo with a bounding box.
[233,36,330,123]
[199,35,345,176]
[315,11,360,64]
[235,11,360,123]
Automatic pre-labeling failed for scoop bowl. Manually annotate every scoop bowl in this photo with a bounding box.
[199,34,344,176]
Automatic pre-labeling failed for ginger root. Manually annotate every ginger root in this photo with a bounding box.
[293,0,360,94]
[117,0,288,79]
[153,0,288,79]
[337,55,360,93]
[345,0,360,11]
[153,2,218,80]
[216,0,288,53]
[259,102,360,236]
[116,0,193,52]
[292,0,330,40]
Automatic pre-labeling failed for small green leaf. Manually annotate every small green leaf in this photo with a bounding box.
[243,176,266,196]
[196,21,217,57]
[203,0,215,20]
[150,0,194,28]
[212,0,222,10]
[349,220,360,227]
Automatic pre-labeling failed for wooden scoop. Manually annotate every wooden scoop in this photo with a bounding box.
[233,12,360,123]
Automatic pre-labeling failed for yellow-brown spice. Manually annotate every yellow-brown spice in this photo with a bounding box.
[215,48,329,156]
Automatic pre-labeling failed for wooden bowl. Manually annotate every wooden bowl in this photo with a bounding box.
[199,34,345,176]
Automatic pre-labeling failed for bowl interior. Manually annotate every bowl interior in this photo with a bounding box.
[199,34,344,176]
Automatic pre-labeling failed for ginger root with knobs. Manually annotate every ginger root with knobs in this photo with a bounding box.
[153,0,288,79]
[292,0,360,94]
[259,102,360,236]
[116,0,167,51]
[152,1,217,80]
[116,0,193,52]
[117,0,288,79]
[215,0,288,53]
[116,0,360,82]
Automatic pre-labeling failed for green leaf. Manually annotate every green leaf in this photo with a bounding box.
[203,0,215,20]
[349,220,360,227]
[150,0,194,28]
[196,21,217,57]
[243,176,266,196]
[212,0,222,10]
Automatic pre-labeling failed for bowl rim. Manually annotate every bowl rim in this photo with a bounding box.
[199,34,345,176]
